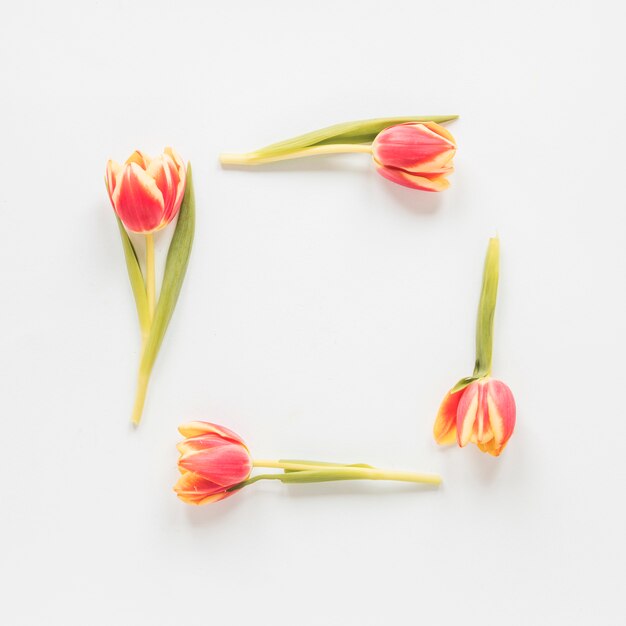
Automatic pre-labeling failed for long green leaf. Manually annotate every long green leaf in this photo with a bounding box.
[132,164,195,424]
[245,115,458,159]
[116,217,150,337]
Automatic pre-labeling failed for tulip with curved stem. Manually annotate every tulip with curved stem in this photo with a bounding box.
[174,422,441,505]
[106,149,194,426]
[220,116,457,192]
[433,237,516,456]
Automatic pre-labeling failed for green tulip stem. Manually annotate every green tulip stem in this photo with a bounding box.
[473,237,500,378]
[220,143,373,166]
[249,459,442,486]
[145,233,156,322]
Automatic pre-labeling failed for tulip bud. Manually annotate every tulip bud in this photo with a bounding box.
[434,378,516,456]
[106,147,186,234]
[371,122,456,191]
[174,422,253,505]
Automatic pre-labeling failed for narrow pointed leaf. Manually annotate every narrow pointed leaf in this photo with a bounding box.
[116,217,150,336]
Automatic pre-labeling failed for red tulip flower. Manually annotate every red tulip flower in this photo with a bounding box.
[371,122,456,191]
[106,147,186,234]
[175,422,253,505]
[433,237,517,456]
[105,148,194,426]
[174,421,442,505]
[434,378,516,457]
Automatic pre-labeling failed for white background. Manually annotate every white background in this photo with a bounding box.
[1,1,625,624]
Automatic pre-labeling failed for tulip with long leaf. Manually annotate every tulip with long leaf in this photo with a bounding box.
[220,116,458,191]
[105,148,195,425]
[175,421,441,505]
[433,237,516,456]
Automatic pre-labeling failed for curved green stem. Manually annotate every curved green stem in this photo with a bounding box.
[473,237,500,377]
[220,143,372,166]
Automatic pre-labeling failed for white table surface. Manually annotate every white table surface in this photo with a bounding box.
[1,1,625,624]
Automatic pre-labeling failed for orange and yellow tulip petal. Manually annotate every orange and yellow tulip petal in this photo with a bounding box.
[174,471,235,505]
[176,433,233,456]
[433,388,463,445]
[483,379,516,456]
[105,160,121,197]
[178,421,247,446]
[375,165,451,191]
[422,121,456,144]
[125,150,151,168]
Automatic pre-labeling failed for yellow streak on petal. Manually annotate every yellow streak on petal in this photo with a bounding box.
[409,148,456,173]
[111,162,165,210]
[436,427,457,446]
[402,172,451,191]
[422,121,456,146]
[487,394,505,446]
[178,421,217,438]
[164,147,185,171]
[459,392,479,447]
[125,150,152,168]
